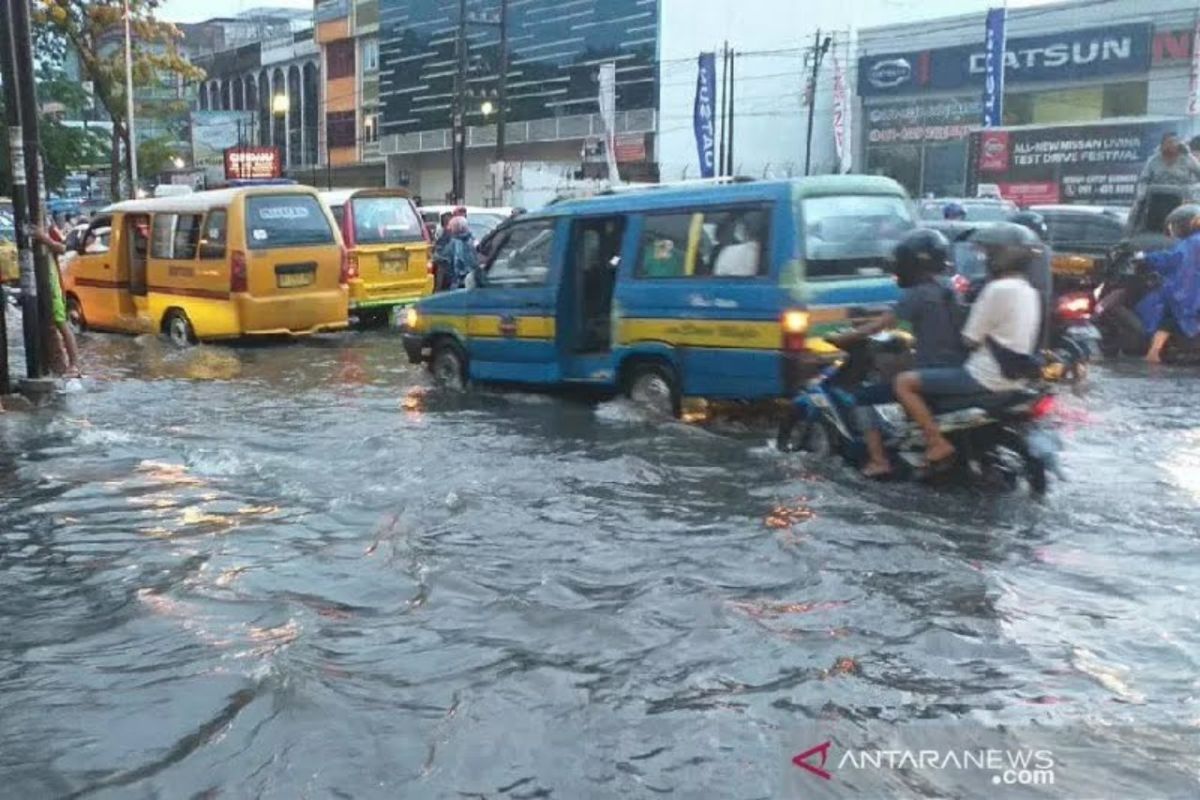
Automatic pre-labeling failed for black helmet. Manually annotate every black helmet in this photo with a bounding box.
[1009,210,1048,241]
[967,222,1042,278]
[1165,203,1200,238]
[892,228,951,288]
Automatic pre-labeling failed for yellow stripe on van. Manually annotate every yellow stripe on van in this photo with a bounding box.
[618,318,783,350]
[421,313,469,335]
[467,315,556,339]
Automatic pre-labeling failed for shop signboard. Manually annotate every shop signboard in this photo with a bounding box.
[859,23,1152,97]
[968,118,1179,206]
[224,146,282,180]
[865,97,980,144]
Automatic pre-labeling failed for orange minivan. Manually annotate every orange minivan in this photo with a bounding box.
[321,188,432,325]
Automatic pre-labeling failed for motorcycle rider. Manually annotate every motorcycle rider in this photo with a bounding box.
[841,229,966,478]
[893,223,1044,466]
[943,201,967,221]
[1138,203,1200,363]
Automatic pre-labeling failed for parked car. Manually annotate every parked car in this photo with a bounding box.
[917,197,1018,222]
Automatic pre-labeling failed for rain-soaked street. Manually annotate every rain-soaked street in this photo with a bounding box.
[2,327,1199,798]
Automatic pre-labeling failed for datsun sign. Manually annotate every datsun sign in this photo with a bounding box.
[859,23,1151,97]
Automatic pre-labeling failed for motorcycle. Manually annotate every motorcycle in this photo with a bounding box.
[776,333,1066,494]
[1094,245,1200,363]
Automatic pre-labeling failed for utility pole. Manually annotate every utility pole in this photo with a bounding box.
[495,0,508,163]
[726,48,735,177]
[717,42,728,179]
[805,31,832,176]
[452,0,468,203]
[11,0,56,378]
[124,0,139,197]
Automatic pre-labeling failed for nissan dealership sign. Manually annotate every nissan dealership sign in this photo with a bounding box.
[858,23,1151,97]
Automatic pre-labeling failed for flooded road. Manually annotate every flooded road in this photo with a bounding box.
[2,327,1199,798]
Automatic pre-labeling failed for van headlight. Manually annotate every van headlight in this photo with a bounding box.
[404,307,420,329]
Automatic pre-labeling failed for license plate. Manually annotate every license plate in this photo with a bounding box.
[381,253,409,274]
[277,270,314,288]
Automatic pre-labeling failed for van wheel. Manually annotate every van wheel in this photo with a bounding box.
[625,362,681,418]
[66,295,86,335]
[163,310,197,347]
[430,339,467,390]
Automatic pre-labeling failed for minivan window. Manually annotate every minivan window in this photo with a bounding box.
[638,206,770,278]
[151,214,176,259]
[350,196,423,244]
[199,210,227,259]
[245,194,335,250]
[802,195,914,279]
[485,218,555,287]
[173,214,203,259]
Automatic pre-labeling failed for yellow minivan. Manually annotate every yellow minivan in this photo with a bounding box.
[62,186,349,345]
[321,188,432,325]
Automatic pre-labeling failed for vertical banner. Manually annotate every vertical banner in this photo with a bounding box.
[694,52,717,178]
[831,46,851,174]
[982,7,1007,128]
[598,62,620,183]
[1189,20,1200,115]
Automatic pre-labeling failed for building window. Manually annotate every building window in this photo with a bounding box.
[327,110,356,148]
[361,37,379,74]
[327,39,355,81]
[363,112,379,143]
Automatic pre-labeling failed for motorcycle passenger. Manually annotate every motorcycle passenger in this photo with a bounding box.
[943,201,967,221]
[1008,209,1054,347]
[893,223,1044,466]
[843,229,966,478]
[1138,203,1200,363]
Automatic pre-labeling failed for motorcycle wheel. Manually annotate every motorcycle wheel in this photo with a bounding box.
[776,410,833,456]
[1111,306,1148,356]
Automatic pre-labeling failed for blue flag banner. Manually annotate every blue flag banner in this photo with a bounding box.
[982,7,1007,127]
[694,52,717,178]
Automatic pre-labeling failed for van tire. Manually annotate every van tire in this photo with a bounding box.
[623,360,682,418]
[163,309,197,347]
[430,338,467,390]
[66,294,86,334]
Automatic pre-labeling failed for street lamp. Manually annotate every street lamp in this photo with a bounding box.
[480,100,494,117]
[172,157,185,169]
[271,93,289,116]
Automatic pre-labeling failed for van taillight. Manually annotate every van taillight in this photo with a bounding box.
[340,249,357,284]
[231,250,247,293]
[782,309,809,352]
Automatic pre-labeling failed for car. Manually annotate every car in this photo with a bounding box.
[1029,204,1128,288]
[0,213,16,285]
[419,205,513,241]
[918,197,1018,223]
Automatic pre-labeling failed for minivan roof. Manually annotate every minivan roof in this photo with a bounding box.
[104,184,321,215]
[541,176,907,217]
[320,187,413,207]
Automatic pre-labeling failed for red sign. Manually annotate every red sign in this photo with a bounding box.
[1153,28,1193,64]
[224,146,282,180]
[998,181,1060,206]
[614,133,647,163]
[978,130,1010,172]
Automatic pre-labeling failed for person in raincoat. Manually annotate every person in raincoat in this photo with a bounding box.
[1137,204,1200,363]
[445,215,479,288]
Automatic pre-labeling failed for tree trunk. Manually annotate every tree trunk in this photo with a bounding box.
[122,125,134,197]
[109,124,122,201]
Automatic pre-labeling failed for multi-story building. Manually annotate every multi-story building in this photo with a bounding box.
[314,0,386,185]
[377,0,659,204]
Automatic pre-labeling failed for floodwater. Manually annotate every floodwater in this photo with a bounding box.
[2,326,1199,798]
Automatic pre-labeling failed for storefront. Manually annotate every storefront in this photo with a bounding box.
[857,20,1154,197]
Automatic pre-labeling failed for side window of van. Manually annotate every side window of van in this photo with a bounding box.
[486,219,555,287]
[173,214,203,259]
[637,207,769,278]
[200,210,227,259]
[151,214,176,259]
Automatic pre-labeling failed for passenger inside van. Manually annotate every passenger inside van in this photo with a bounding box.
[711,210,765,277]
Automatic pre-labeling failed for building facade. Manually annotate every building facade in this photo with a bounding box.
[377,0,659,204]
[314,0,385,184]
[855,0,1200,199]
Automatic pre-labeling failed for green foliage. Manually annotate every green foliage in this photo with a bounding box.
[137,136,181,180]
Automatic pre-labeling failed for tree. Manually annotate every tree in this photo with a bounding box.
[33,0,204,200]
[137,135,179,180]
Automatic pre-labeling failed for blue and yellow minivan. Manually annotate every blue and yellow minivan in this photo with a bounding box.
[401,176,913,415]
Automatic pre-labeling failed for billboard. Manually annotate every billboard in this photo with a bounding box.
[224,147,282,180]
[968,119,1179,206]
[859,23,1152,97]
[190,111,257,170]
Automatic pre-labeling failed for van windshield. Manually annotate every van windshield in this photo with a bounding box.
[245,195,335,249]
[350,196,424,245]
[801,194,914,279]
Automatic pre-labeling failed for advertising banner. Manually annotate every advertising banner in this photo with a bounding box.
[981,8,1007,127]
[1190,21,1200,115]
[191,111,257,169]
[598,61,620,181]
[859,23,1151,97]
[865,97,980,144]
[224,147,282,180]
[693,52,717,179]
[831,47,852,173]
[969,119,1179,206]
